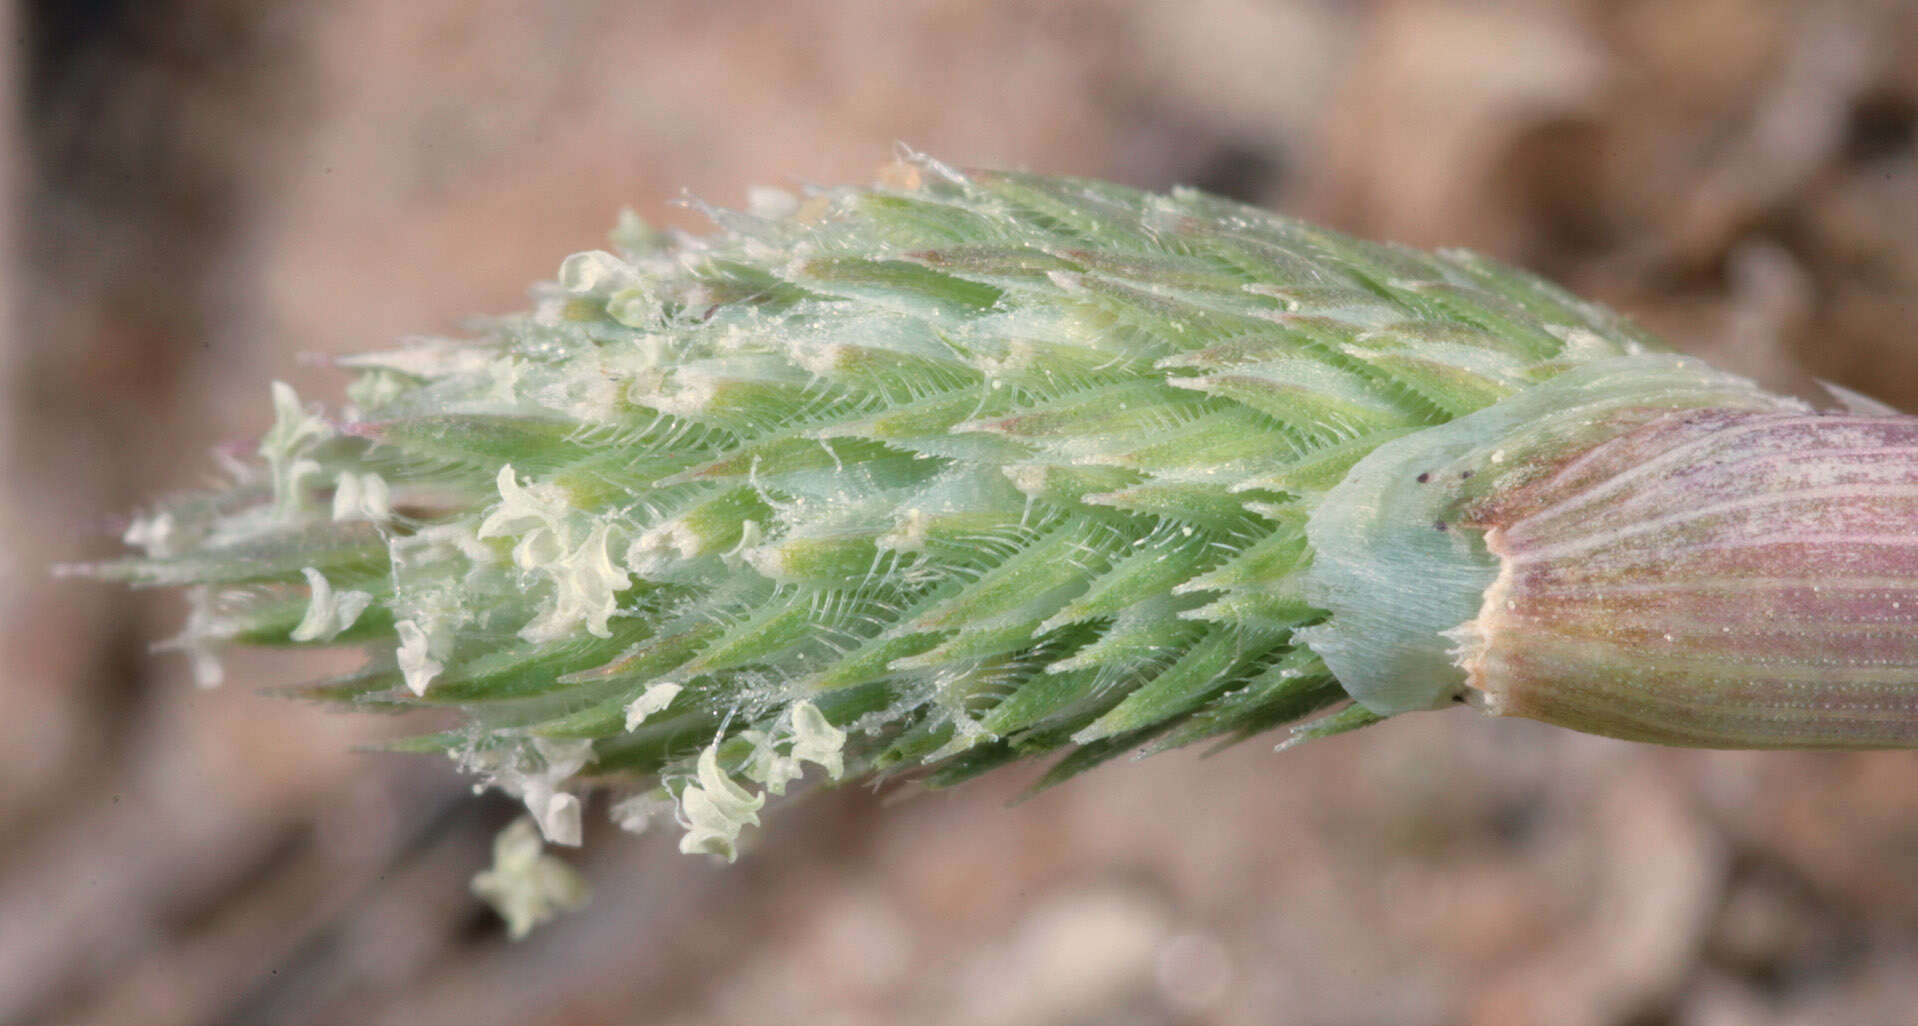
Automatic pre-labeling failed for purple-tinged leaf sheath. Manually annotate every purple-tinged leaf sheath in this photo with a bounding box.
[1456,410,1918,747]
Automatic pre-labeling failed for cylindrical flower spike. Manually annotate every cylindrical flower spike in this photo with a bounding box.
[74,155,1918,879]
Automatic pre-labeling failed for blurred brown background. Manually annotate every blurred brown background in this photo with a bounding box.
[6,1,1918,1024]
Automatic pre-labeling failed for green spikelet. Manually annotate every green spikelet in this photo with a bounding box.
[90,154,1913,869]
